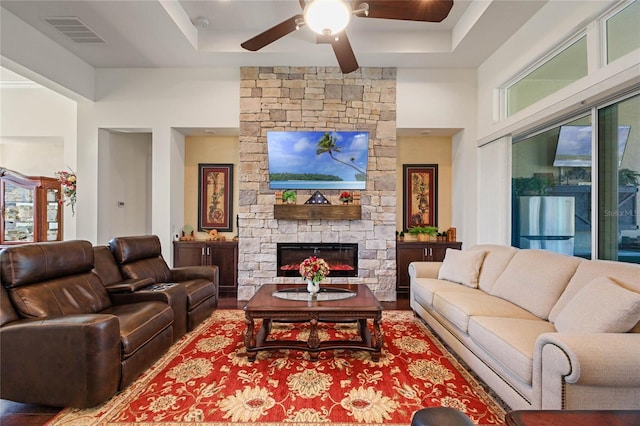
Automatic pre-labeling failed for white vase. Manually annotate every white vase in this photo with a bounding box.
[307,279,320,295]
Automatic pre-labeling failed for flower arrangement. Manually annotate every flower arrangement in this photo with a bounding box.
[339,191,353,204]
[299,256,330,284]
[55,168,77,216]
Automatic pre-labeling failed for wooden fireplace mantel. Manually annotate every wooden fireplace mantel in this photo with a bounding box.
[274,204,361,220]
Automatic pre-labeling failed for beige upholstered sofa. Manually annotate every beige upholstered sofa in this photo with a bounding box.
[409,244,640,411]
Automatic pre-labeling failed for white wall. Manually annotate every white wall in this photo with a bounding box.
[0,85,78,240]
[77,67,239,257]
[0,136,63,176]
[96,132,152,245]
[397,68,478,246]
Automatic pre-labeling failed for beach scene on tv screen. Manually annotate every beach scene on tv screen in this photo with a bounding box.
[267,131,369,190]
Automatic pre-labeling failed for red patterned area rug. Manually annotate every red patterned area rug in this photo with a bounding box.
[48,310,504,426]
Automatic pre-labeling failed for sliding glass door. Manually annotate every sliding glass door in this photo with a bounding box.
[512,92,639,264]
[597,93,639,262]
[512,116,592,258]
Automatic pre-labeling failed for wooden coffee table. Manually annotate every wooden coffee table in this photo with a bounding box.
[243,283,383,361]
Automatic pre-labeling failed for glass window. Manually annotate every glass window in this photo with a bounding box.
[597,93,640,263]
[512,116,592,258]
[507,36,588,117]
[606,0,640,63]
[512,93,640,264]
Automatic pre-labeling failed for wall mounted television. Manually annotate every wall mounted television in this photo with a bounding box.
[267,130,369,190]
[553,125,631,167]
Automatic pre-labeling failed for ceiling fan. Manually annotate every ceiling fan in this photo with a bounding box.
[241,0,454,74]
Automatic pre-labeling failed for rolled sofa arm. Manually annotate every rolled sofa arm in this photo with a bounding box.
[408,261,443,280]
[536,332,640,386]
[1,314,121,408]
[172,265,219,283]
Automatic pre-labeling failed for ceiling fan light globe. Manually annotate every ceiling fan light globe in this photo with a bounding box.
[304,0,351,36]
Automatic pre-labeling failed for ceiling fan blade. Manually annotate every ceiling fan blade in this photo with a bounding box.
[330,32,359,74]
[241,14,303,51]
[359,0,454,22]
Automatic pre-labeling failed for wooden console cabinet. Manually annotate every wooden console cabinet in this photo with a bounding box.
[173,241,238,296]
[396,240,462,294]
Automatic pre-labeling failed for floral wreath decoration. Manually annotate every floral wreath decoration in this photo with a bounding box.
[55,168,77,216]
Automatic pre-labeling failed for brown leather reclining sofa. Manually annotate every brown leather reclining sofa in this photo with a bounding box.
[108,235,218,335]
[0,237,219,408]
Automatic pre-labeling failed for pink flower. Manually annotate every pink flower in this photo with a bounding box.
[299,256,330,283]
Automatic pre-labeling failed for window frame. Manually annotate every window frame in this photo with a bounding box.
[501,30,588,119]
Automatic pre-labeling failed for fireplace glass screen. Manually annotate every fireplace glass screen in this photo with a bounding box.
[277,243,358,278]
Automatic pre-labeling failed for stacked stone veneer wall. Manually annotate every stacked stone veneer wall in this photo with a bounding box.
[238,66,397,301]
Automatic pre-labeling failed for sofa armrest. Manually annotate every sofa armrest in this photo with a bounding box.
[536,332,640,386]
[171,265,219,283]
[104,277,156,293]
[0,314,121,408]
[409,261,442,280]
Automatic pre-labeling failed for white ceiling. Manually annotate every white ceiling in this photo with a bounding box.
[1,0,549,71]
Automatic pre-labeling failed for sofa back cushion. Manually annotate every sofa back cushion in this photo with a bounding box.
[109,235,163,264]
[109,235,172,283]
[554,276,640,333]
[437,248,486,288]
[490,249,583,319]
[92,245,124,286]
[0,286,18,326]
[1,240,94,286]
[0,241,112,318]
[120,257,172,283]
[9,273,112,318]
[469,245,519,293]
[548,259,640,329]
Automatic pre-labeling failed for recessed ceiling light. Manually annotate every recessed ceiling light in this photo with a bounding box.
[204,129,217,135]
[420,130,432,135]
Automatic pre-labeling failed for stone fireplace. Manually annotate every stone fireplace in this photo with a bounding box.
[277,243,358,278]
[237,66,397,301]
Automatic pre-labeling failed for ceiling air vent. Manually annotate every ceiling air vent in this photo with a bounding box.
[43,16,105,44]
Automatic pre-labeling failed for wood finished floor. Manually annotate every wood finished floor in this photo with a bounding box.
[0,295,411,426]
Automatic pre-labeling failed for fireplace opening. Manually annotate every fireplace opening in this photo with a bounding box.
[277,243,358,278]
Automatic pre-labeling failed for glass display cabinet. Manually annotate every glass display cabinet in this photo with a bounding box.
[1,172,62,245]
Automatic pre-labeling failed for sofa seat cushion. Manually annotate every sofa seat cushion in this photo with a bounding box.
[183,279,216,309]
[468,316,556,384]
[412,278,479,308]
[433,291,539,333]
[102,301,173,358]
[490,249,583,319]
